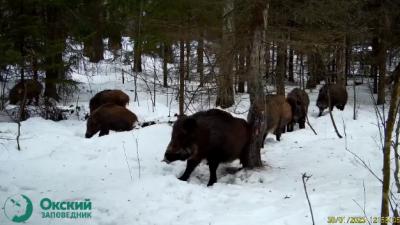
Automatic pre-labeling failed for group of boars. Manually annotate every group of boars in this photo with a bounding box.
[8,79,348,186]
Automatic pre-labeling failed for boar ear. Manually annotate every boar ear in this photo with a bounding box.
[176,113,187,119]
[88,115,97,124]
[183,117,197,132]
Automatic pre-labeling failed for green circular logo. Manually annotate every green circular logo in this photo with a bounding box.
[3,194,33,223]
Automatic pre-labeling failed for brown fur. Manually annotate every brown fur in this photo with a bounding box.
[286,88,310,131]
[85,103,138,138]
[251,94,292,146]
[89,90,129,113]
[163,109,251,186]
[316,83,348,116]
[263,95,292,142]
[9,79,43,105]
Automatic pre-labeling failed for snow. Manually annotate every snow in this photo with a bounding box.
[0,65,390,225]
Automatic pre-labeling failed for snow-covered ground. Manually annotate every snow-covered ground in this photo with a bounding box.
[0,64,390,225]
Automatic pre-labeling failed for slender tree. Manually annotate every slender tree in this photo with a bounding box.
[215,0,235,108]
[381,63,400,225]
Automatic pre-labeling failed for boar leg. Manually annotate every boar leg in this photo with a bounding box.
[35,96,39,106]
[261,133,267,148]
[299,118,306,129]
[275,130,282,141]
[318,109,323,117]
[281,126,286,134]
[287,122,294,132]
[207,160,220,186]
[99,129,110,136]
[179,159,201,181]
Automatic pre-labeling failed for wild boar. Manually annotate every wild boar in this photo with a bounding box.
[248,94,292,146]
[316,83,348,116]
[163,109,251,186]
[85,103,138,138]
[89,89,129,113]
[286,88,310,131]
[261,94,292,143]
[9,79,43,105]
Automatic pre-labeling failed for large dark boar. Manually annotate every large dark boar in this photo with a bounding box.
[286,88,310,131]
[85,103,138,138]
[257,95,292,144]
[163,109,251,186]
[89,90,129,113]
[316,83,348,116]
[9,79,43,105]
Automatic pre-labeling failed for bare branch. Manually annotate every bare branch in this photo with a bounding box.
[302,173,315,225]
[122,142,133,182]
[306,114,317,135]
[326,84,342,138]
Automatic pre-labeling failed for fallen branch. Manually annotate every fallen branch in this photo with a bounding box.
[327,88,342,138]
[306,114,317,135]
[343,114,399,215]
[352,181,372,225]
[302,173,315,225]
[16,82,28,150]
[135,137,141,179]
[343,119,382,182]
[122,142,133,182]
[137,119,174,128]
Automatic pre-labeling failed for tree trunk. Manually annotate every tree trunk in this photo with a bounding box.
[245,1,269,168]
[108,33,121,54]
[276,41,286,95]
[288,47,294,83]
[377,37,386,105]
[371,37,379,94]
[271,42,276,74]
[216,0,234,108]
[335,40,346,86]
[44,51,63,102]
[299,53,304,89]
[133,2,143,73]
[265,42,270,79]
[18,36,25,81]
[197,35,204,86]
[32,56,38,80]
[306,52,317,89]
[185,40,190,80]
[133,37,142,72]
[162,42,168,87]
[179,38,185,115]
[92,34,104,63]
[381,62,400,225]
[44,4,63,102]
[246,27,264,168]
[345,36,351,86]
[307,50,325,89]
[376,40,386,105]
[237,50,245,93]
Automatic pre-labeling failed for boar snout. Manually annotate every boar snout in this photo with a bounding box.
[164,147,192,163]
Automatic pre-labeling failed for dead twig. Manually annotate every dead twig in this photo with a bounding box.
[122,142,133,182]
[343,119,382,182]
[135,137,141,179]
[302,173,315,225]
[306,114,317,135]
[352,181,372,225]
[16,82,28,151]
[327,88,342,138]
